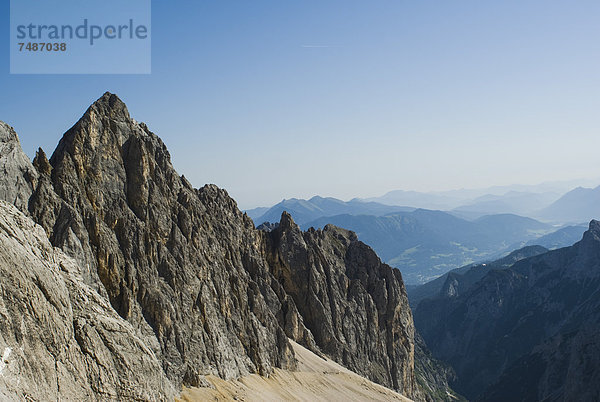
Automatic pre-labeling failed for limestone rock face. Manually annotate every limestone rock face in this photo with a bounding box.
[0,92,422,400]
[27,93,296,386]
[263,213,417,395]
[0,200,175,401]
[0,122,38,212]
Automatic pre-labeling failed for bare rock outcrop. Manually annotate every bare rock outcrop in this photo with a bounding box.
[27,93,296,386]
[0,122,38,212]
[262,213,417,395]
[0,200,175,401]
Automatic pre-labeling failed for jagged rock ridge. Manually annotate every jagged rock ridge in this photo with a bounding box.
[0,93,425,400]
[262,213,415,391]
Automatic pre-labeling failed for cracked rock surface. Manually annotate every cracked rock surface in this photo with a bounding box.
[0,200,175,401]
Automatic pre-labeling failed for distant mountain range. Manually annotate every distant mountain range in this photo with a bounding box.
[248,181,600,228]
[303,210,552,284]
[362,180,598,212]
[535,185,600,223]
[362,190,466,210]
[247,196,414,227]
[246,188,598,284]
[412,221,600,400]
[363,184,600,224]
[451,191,560,219]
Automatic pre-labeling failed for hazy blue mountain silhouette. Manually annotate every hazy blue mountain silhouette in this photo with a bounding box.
[363,181,595,212]
[252,196,414,227]
[244,206,269,221]
[363,190,465,210]
[451,191,559,219]
[536,185,600,223]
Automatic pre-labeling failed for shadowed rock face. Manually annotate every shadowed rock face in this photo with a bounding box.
[0,92,421,399]
[262,213,416,394]
[415,220,600,401]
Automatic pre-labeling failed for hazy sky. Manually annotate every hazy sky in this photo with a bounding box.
[1,1,599,209]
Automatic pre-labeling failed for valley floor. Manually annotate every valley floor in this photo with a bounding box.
[178,340,412,402]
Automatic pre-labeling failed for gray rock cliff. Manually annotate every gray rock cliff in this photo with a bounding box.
[262,213,416,394]
[0,200,175,401]
[0,122,38,212]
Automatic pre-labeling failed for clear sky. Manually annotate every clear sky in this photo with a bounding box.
[1,0,599,209]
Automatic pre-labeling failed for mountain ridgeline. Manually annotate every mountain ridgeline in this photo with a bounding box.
[248,196,414,227]
[0,93,455,400]
[407,245,550,308]
[536,185,600,224]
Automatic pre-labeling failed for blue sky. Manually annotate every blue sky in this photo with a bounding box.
[1,0,599,209]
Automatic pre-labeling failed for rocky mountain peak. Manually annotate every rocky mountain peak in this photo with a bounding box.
[0,121,38,212]
[1,93,424,400]
[0,121,18,143]
[573,219,600,250]
[32,148,52,176]
[278,210,297,230]
[263,215,416,394]
[588,219,600,237]
[49,92,141,169]
[83,91,131,125]
[323,223,358,242]
[573,219,600,272]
